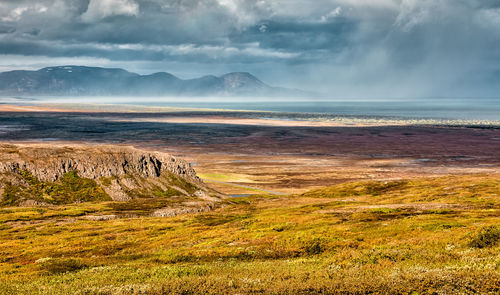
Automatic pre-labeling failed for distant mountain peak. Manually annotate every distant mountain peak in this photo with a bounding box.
[0,65,310,97]
[220,72,266,90]
[220,72,258,78]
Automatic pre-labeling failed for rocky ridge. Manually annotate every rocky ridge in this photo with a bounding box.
[0,144,199,182]
[0,144,221,208]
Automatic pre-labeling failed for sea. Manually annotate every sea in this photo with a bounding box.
[3,96,500,122]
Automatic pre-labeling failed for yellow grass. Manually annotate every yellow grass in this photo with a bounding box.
[0,174,499,294]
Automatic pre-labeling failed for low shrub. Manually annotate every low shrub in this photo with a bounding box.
[469,225,500,248]
[40,258,87,274]
[301,238,328,255]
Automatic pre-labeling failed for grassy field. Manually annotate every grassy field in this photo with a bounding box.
[0,174,499,294]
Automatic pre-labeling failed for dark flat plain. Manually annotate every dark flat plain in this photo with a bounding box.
[0,111,499,194]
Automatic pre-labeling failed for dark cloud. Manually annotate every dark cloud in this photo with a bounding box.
[230,19,356,53]
[0,0,499,97]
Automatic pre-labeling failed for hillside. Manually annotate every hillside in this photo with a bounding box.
[0,144,222,216]
[0,174,498,294]
[0,66,307,97]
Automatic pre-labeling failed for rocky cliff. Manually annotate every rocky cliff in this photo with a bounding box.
[0,144,220,207]
[0,144,199,182]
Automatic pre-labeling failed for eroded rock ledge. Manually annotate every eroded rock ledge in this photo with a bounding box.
[0,143,221,208]
[0,144,199,183]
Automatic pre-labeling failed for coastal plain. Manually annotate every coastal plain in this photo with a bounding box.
[0,104,498,294]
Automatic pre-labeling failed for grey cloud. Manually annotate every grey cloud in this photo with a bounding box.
[231,19,356,51]
[0,0,499,97]
[0,38,298,65]
[0,25,15,34]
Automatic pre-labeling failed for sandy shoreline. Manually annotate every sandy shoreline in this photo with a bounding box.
[108,116,385,127]
[0,104,83,112]
[2,103,499,127]
[0,104,399,127]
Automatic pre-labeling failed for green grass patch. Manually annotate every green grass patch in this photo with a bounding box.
[152,186,182,198]
[167,173,198,194]
[1,170,111,206]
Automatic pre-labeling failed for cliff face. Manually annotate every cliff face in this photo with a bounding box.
[0,144,218,206]
[0,144,199,182]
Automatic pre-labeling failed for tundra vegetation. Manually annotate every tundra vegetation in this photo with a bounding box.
[0,174,498,294]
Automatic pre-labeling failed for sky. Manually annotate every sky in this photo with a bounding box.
[0,0,500,98]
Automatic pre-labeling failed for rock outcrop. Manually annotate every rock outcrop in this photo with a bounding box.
[0,144,199,183]
[0,143,220,206]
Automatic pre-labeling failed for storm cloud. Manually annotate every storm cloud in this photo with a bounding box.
[0,0,500,98]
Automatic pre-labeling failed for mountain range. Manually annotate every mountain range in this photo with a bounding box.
[0,66,308,97]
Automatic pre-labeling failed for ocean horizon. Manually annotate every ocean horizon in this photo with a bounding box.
[4,96,500,121]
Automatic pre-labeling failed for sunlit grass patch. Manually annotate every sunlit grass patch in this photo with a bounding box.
[301,174,500,207]
[198,172,253,183]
